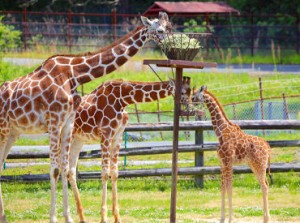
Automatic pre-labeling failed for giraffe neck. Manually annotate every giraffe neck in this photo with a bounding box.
[203,90,232,138]
[42,26,150,90]
[94,80,174,108]
[73,26,149,86]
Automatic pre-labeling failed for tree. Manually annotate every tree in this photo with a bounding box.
[0,16,21,53]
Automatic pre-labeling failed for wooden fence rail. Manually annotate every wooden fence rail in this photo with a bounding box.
[2,120,300,184]
[7,140,300,159]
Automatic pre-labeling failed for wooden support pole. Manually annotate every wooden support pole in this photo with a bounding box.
[195,129,204,188]
[170,67,183,223]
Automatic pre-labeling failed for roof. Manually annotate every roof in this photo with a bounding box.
[143,1,239,16]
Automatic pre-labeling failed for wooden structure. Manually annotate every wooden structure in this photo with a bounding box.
[143,59,216,222]
[3,120,300,180]
[143,2,239,16]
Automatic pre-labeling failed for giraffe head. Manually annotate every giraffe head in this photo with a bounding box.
[166,78,176,94]
[141,12,172,43]
[192,85,207,104]
[181,76,191,104]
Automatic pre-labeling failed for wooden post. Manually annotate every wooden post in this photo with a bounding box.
[112,8,117,42]
[195,129,204,188]
[282,93,290,120]
[67,10,72,54]
[156,100,164,140]
[170,67,183,223]
[251,12,254,57]
[194,111,204,187]
[296,15,299,54]
[134,104,142,139]
[259,77,264,120]
[259,77,265,135]
[23,4,27,51]
[232,103,237,120]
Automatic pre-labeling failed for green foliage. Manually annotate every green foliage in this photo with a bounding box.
[0,60,33,82]
[183,19,214,33]
[160,34,200,49]
[0,16,21,54]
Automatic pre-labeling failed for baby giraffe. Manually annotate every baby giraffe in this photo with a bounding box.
[68,79,176,223]
[192,86,271,223]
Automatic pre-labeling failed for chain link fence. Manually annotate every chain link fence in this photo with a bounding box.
[125,95,300,141]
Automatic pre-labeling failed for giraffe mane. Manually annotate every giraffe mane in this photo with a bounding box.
[90,79,169,94]
[204,89,234,125]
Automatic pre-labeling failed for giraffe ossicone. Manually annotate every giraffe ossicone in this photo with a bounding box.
[0,12,171,223]
[192,86,271,223]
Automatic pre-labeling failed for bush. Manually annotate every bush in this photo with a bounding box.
[0,16,22,54]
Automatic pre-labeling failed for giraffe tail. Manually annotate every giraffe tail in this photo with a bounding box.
[267,155,273,185]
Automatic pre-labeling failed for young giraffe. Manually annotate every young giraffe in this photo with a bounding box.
[192,86,271,223]
[68,79,176,223]
[0,12,171,223]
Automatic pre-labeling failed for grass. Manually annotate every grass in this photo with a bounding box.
[1,173,299,222]
[0,51,299,222]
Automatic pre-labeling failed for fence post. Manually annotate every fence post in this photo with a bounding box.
[259,77,264,120]
[232,103,237,120]
[112,8,117,41]
[156,100,164,140]
[296,14,299,54]
[251,12,254,57]
[268,102,273,120]
[282,93,290,120]
[23,5,27,51]
[134,104,142,139]
[195,115,204,188]
[68,10,72,54]
[123,131,128,166]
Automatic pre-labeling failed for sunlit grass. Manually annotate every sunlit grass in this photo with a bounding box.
[2,176,299,222]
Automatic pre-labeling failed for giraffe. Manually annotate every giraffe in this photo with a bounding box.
[192,86,272,223]
[68,79,176,223]
[0,12,171,223]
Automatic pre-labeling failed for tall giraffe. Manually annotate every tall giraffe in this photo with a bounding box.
[192,86,271,223]
[0,12,171,223]
[68,79,176,223]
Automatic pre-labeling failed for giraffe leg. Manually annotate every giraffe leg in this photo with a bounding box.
[60,116,75,223]
[68,138,86,223]
[227,169,233,223]
[0,132,19,223]
[219,159,233,223]
[49,125,61,223]
[250,162,270,223]
[220,165,226,223]
[110,127,125,223]
[101,138,111,223]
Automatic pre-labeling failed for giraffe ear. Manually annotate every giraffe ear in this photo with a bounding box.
[141,16,152,26]
[192,86,197,94]
[159,11,169,22]
[200,85,207,92]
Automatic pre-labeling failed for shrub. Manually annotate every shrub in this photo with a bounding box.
[0,16,22,54]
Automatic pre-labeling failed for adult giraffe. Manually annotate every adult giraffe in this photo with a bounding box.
[192,86,271,223]
[0,12,171,223]
[69,79,178,223]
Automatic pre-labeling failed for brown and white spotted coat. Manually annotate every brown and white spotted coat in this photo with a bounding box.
[0,12,171,223]
[68,79,176,223]
[192,86,271,223]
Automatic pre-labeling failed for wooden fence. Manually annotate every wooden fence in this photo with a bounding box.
[2,120,300,187]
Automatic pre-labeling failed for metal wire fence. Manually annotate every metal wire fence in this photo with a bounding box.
[126,94,300,141]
